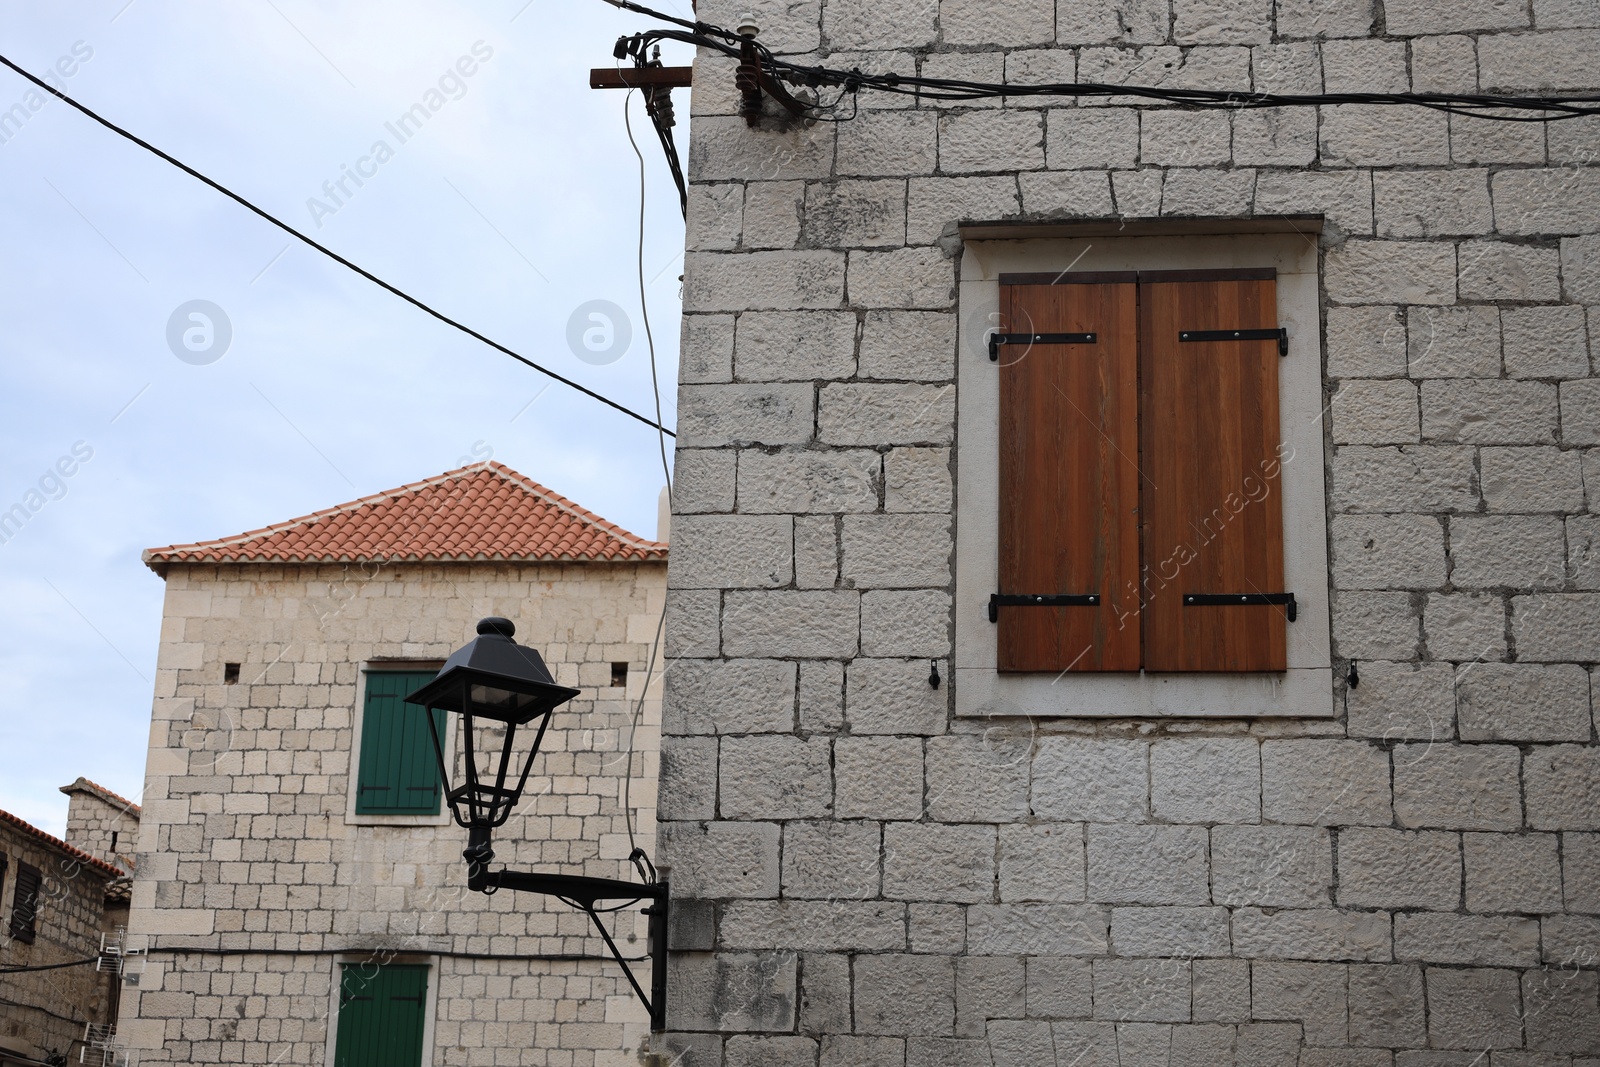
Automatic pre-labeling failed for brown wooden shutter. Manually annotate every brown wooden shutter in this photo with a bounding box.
[997,275,1141,672]
[1139,271,1289,672]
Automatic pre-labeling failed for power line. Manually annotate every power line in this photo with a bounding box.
[0,53,676,438]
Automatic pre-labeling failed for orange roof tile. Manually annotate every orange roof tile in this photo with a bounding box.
[0,808,123,880]
[143,462,668,573]
[59,777,142,816]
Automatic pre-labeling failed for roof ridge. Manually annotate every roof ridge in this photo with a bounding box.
[59,776,142,815]
[0,807,123,879]
[482,462,666,551]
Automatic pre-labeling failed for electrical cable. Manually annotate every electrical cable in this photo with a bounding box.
[604,3,1600,122]
[0,955,100,974]
[0,53,676,439]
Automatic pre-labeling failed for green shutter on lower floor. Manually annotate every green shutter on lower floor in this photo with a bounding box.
[355,670,443,815]
[334,963,429,1067]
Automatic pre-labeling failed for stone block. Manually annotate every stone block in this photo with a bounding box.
[1331,379,1420,444]
[1345,661,1458,739]
[1502,306,1590,379]
[1086,824,1209,905]
[1375,170,1494,237]
[1170,1023,1240,1065]
[722,590,860,658]
[1261,740,1393,826]
[795,515,839,590]
[1337,829,1461,910]
[1173,0,1272,40]
[1017,171,1116,218]
[1348,964,1426,1048]
[1493,168,1600,236]
[884,447,951,513]
[1458,663,1591,741]
[1160,167,1256,215]
[819,383,955,445]
[781,821,880,900]
[907,174,1020,244]
[1396,913,1540,965]
[675,449,738,515]
[660,822,781,899]
[1110,906,1231,957]
[1563,832,1600,912]
[689,116,834,181]
[719,736,832,820]
[1276,0,1373,35]
[860,589,951,658]
[1482,27,1600,88]
[1411,33,1477,93]
[967,903,1109,955]
[955,957,1025,1038]
[1056,0,1171,42]
[854,953,955,1036]
[682,313,735,384]
[1326,241,1455,305]
[1393,742,1521,830]
[667,951,797,1032]
[1424,967,1524,1049]
[1562,378,1600,444]
[986,1019,1054,1067]
[1463,831,1563,913]
[1484,447,1587,511]
[1113,169,1165,216]
[665,589,723,659]
[725,1036,814,1067]
[684,251,846,313]
[736,449,880,514]
[1093,959,1191,1022]
[1564,234,1600,302]
[1322,105,1449,166]
[1424,595,1506,662]
[741,179,804,250]
[1323,38,1408,92]
[1524,968,1600,1055]
[938,110,1045,174]
[1231,908,1392,961]
[1149,739,1260,824]
[1513,592,1600,660]
[1327,306,1408,378]
[663,659,796,735]
[925,735,1031,822]
[720,900,906,952]
[834,736,924,821]
[837,110,938,177]
[1406,305,1502,378]
[1386,0,1526,33]
[1421,380,1558,445]
[1233,107,1318,166]
[1192,959,1252,1023]
[689,182,743,251]
[824,0,938,49]
[859,310,957,382]
[659,736,718,820]
[1253,41,1323,94]
[734,310,857,382]
[1047,108,1141,169]
[999,823,1086,903]
[1525,744,1600,829]
[1255,169,1375,233]
[846,658,947,734]
[1458,239,1563,302]
[883,821,995,903]
[1027,956,1093,1018]
[1252,961,1348,1046]
[1141,109,1231,166]
[848,247,956,310]
[1332,591,1420,661]
[909,902,967,954]
[1032,738,1149,822]
[1451,515,1566,588]
[1452,113,1548,164]
[676,383,815,447]
[1330,514,1447,588]
[801,180,907,249]
[821,1036,904,1067]
[841,514,952,588]
[1211,825,1334,907]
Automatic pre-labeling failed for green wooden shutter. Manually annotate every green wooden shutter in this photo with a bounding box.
[355,671,444,815]
[334,963,430,1067]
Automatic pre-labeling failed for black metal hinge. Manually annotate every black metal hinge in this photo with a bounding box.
[989,332,1097,361]
[1183,592,1297,622]
[1179,328,1289,356]
[989,592,1100,622]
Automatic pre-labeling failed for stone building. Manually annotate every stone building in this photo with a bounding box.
[117,462,669,1066]
[657,1,1600,1064]
[0,806,125,1066]
[60,778,141,879]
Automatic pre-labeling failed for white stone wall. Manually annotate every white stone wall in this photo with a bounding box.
[122,558,666,1066]
[62,786,140,872]
[660,2,1600,1063]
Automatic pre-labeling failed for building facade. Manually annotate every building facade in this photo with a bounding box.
[118,463,669,1066]
[658,2,1600,1064]
[0,807,124,1066]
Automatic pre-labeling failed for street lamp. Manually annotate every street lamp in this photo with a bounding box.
[406,617,670,1031]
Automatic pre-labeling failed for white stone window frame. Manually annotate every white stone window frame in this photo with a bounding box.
[322,953,441,1067]
[954,224,1334,718]
[346,662,455,827]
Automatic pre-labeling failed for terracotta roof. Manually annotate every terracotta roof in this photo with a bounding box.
[143,462,668,573]
[59,777,142,816]
[0,808,122,880]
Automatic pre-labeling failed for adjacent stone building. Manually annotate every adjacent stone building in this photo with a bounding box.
[0,806,124,1066]
[658,1,1600,1064]
[118,462,669,1066]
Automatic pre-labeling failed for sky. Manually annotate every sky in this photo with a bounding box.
[0,1,694,836]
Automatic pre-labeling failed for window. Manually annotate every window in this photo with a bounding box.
[610,661,629,687]
[333,962,429,1067]
[354,671,443,816]
[995,269,1290,673]
[954,228,1332,718]
[9,861,40,944]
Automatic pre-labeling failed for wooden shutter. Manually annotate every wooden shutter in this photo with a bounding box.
[997,275,1141,672]
[355,671,443,815]
[9,862,40,943]
[334,963,430,1067]
[1140,271,1288,672]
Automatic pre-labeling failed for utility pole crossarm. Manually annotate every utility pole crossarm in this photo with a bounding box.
[589,66,693,89]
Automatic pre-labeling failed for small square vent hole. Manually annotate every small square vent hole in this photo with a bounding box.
[610,662,628,688]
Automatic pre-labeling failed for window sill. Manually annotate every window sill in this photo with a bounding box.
[953,664,1335,719]
[347,811,451,828]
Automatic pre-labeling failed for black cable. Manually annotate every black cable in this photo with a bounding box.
[149,944,650,962]
[0,955,100,974]
[0,53,676,439]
